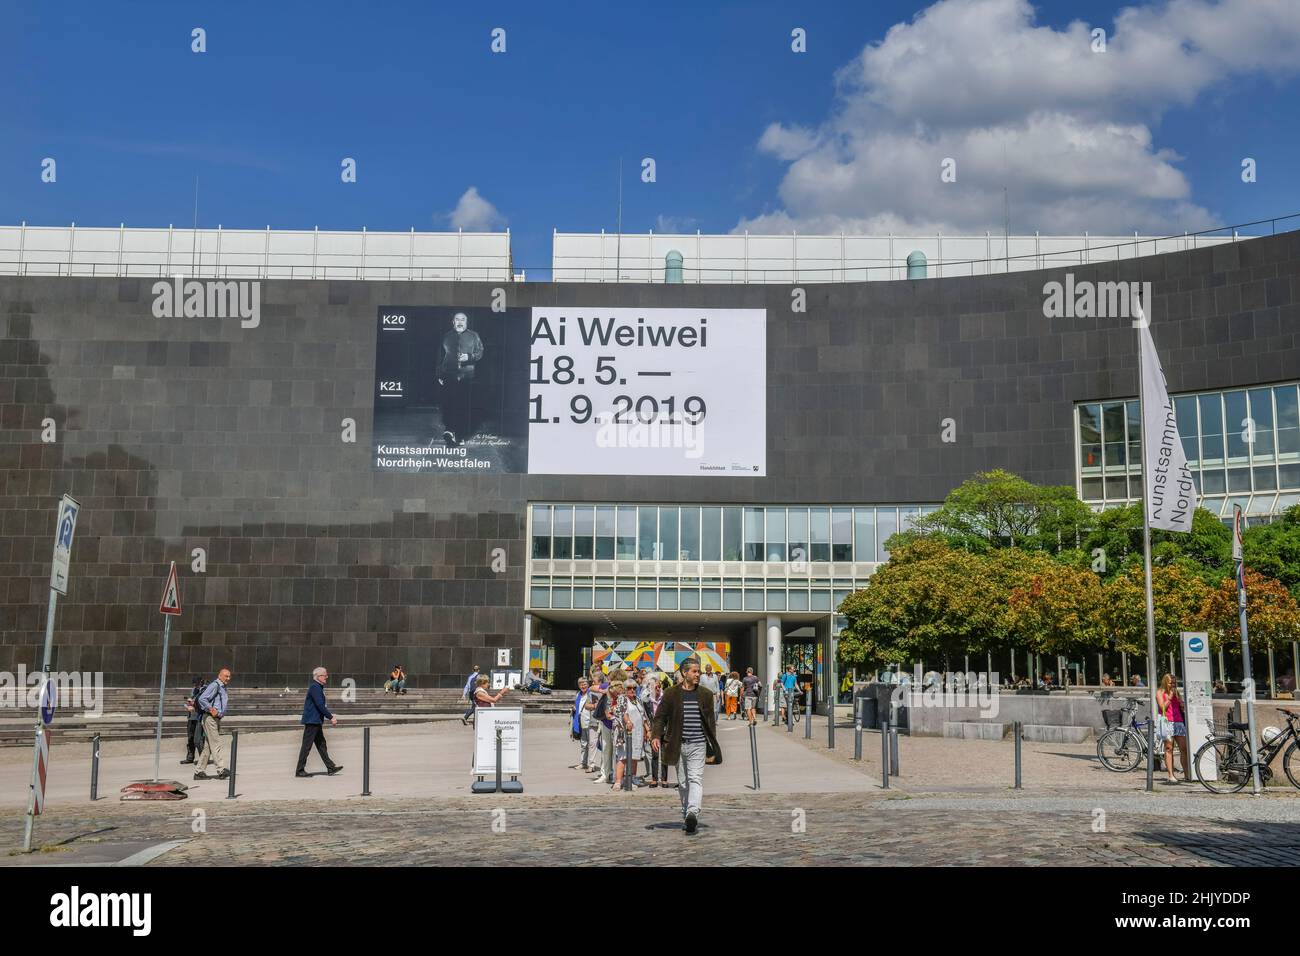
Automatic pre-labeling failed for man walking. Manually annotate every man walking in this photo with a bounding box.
[193,668,232,781]
[296,666,343,777]
[781,664,800,720]
[461,664,481,725]
[571,678,591,770]
[651,657,721,835]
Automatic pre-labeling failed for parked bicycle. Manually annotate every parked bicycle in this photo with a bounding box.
[1094,694,1152,773]
[1193,707,1300,793]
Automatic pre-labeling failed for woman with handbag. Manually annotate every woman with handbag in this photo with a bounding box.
[1155,673,1191,783]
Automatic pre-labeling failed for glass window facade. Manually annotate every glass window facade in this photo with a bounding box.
[1077,382,1300,525]
[527,501,939,611]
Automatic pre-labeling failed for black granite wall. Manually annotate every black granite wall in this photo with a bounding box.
[1,230,1297,685]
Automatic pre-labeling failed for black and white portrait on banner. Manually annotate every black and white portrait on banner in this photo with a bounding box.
[372,305,530,473]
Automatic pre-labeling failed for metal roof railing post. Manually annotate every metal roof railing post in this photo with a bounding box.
[68,221,76,273]
[117,222,125,275]
[937,230,942,278]
[743,229,749,284]
[312,225,318,279]
[360,225,367,280]
[456,226,462,280]
[408,227,414,280]
[18,220,26,274]
[216,224,223,276]
[264,225,271,278]
[166,224,173,274]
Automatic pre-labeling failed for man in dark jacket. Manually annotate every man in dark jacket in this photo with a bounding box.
[651,657,721,834]
[180,675,205,764]
[435,311,485,446]
[296,666,343,777]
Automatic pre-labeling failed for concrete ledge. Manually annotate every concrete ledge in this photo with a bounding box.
[942,721,1009,740]
[1022,724,1092,744]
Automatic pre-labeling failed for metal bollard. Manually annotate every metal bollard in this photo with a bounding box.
[890,727,900,777]
[853,699,863,760]
[90,733,101,801]
[827,699,835,749]
[226,731,239,799]
[804,688,813,739]
[361,726,371,797]
[749,720,761,790]
[880,717,890,789]
[786,693,793,733]
[495,727,504,794]
[1014,721,1022,790]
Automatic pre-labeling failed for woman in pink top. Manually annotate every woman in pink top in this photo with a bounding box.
[1156,673,1190,783]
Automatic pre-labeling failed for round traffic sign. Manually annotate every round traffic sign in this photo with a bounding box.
[39,678,56,726]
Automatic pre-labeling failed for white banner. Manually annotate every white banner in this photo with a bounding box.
[1139,318,1197,532]
[527,307,766,476]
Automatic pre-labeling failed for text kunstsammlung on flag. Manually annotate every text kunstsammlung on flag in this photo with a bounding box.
[1139,318,1198,533]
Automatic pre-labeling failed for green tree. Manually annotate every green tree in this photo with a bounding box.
[1242,504,1300,597]
[895,469,1093,555]
[1102,563,1211,659]
[1081,503,1230,583]
[1198,568,1300,654]
[1006,562,1107,658]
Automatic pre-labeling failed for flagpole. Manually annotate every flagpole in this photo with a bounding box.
[1137,315,1158,793]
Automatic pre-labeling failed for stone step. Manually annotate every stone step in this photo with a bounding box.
[942,721,1009,740]
[1021,724,1093,744]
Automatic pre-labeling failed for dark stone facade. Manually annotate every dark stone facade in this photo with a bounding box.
[2,230,1297,685]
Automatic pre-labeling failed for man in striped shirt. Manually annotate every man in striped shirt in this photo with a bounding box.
[651,657,721,835]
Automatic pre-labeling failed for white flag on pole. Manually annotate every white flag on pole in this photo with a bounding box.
[1138,303,1197,533]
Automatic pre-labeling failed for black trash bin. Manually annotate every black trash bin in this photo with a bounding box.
[855,693,878,730]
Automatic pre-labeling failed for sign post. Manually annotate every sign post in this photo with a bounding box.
[1181,632,1215,782]
[23,494,79,853]
[154,561,183,782]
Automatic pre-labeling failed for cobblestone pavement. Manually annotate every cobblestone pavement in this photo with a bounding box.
[5,788,1298,867]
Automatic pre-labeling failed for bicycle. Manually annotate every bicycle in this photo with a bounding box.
[1193,707,1300,793]
[1094,695,1153,772]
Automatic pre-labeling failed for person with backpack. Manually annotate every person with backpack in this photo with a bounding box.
[460,665,482,725]
[193,668,232,781]
[180,675,205,765]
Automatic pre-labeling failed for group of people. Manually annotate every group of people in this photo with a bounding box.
[569,657,722,833]
[1098,673,1146,688]
[181,666,344,779]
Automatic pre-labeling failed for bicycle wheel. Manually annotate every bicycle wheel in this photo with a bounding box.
[1194,736,1250,794]
[1097,729,1143,772]
[1282,742,1300,790]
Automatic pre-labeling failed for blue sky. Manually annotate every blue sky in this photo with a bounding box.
[1,0,1297,275]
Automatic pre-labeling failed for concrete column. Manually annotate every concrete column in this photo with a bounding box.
[765,615,782,704]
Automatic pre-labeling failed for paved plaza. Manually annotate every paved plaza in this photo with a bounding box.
[3,713,1298,866]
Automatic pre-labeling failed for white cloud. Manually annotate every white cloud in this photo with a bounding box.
[740,0,1300,236]
[446,187,507,231]
[655,214,700,233]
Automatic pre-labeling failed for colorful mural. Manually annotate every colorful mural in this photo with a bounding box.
[593,641,730,675]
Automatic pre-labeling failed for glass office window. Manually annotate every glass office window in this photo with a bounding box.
[1225,391,1249,465]
[854,508,876,562]
[616,506,637,559]
[637,579,656,609]
[766,581,787,611]
[616,584,635,609]
[572,576,593,608]
[900,506,921,533]
[595,577,615,609]
[574,506,595,560]
[723,577,743,610]
[552,506,574,559]
[832,508,853,561]
[744,578,764,611]
[529,576,550,608]
[1079,403,1102,474]
[658,577,678,610]
[701,507,722,561]
[811,588,832,611]
[722,507,743,561]
[659,506,680,561]
[680,575,700,610]
[551,580,572,608]
[765,507,787,561]
[788,508,809,565]
[1125,401,1141,475]
[788,587,810,611]
[595,506,616,560]
[1249,388,1276,460]
[877,508,898,562]
[1277,386,1300,461]
[1102,402,1126,468]
[638,507,658,559]
[810,507,831,562]
[680,507,701,561]
[702,577,722,610]
[744,507,765,561]
[531,504,552,559]
[1175,395,1199,474]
